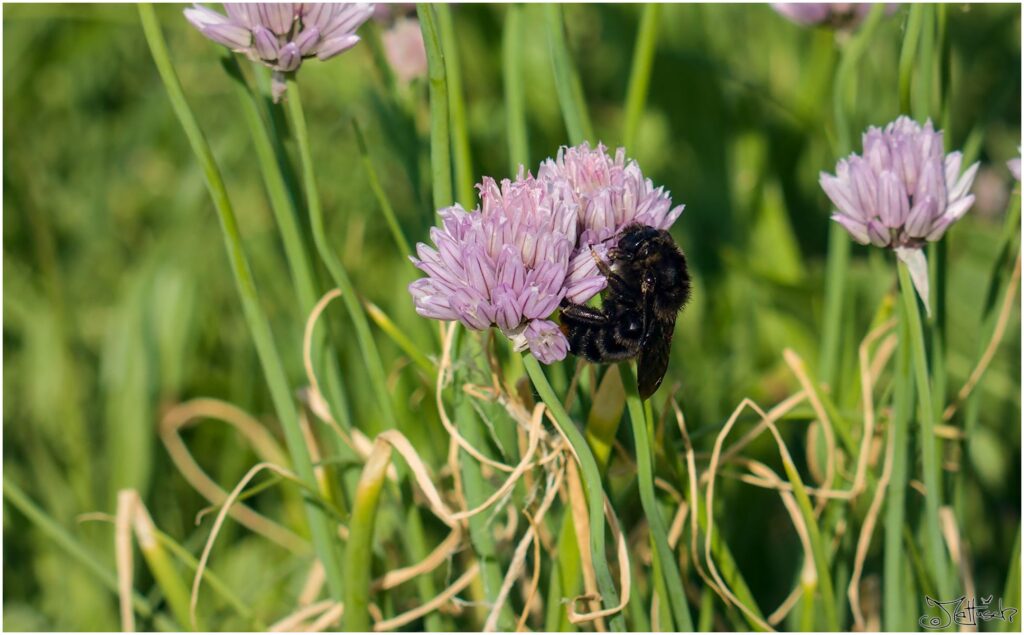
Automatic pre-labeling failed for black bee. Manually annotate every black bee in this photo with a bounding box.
[559,223,691,400]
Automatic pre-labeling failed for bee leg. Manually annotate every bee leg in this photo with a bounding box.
[590,248,633,296]
[559,303,610,325]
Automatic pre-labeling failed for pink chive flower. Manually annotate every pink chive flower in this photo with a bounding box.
[772,3,897,29]
[820,116,979,314]
[409,173,603,364]
[1008,148,1021,182]
[538,142,685,303]
[184,3,374,101]
[382,17,427,85]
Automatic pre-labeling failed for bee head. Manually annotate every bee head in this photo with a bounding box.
[615,223,661,261]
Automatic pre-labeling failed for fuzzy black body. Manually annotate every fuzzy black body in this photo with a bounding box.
[559,223,691,399]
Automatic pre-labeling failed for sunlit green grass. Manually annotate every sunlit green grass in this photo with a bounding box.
[3,3,1020,631]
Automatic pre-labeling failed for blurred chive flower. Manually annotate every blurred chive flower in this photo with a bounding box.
[382,18,427,85]
[409,143,685,364]
[772,3,896,29]
[539,142,685,303]
[184,3,374,100]
[1009,149,1021,181]
[821,116,979,313]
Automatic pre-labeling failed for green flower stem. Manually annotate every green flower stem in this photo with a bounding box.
[523,354,625,631]
[913,5,936,122]
[2,479,177,631]
[503,3,529,171]
[898,5,925,115]
[283,76,394,432]
[138,4,344,602]
[343,439,391,632]
[621,364,693,631]
[898,260,953,602]
[1001,527,1021,633]
[820,4,886,389]
[351,118,413,259]
[418,3,453,212]
[545,4,594,145]
[224,56,318,311]
[435,4,475,208]
[622,4,661,151]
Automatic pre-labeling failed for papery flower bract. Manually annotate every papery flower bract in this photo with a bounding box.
[538,142,685,303]
[409,172,594,364]
[382,18,427,85]
[820,116,979,314]
[772,3,896,29]
[184,3,374,101]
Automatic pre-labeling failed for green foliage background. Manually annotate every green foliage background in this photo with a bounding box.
[3,3,1021,631]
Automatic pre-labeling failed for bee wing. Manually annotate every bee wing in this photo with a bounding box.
[638,315,675,400]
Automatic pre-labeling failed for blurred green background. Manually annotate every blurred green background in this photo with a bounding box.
[3,3,1020,630]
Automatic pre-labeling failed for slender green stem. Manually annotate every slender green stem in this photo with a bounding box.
[435,4,475,208]
[503,3,529,172]
[523,354,625,631]
[898,260,952,601]
[138,4,344,602]
[351,118,413,258]
[1000,527,1021,632]
[2,479,177,631]
[898,5,924,115]
[914,5,936,122]
[621,364,693,631]
[544,4,594,145]
[418,4,453,211]
[223,56,318,311]
[343,440,391,632]
[283,76,395,432]
[820,4,886,389]
[622,4,661,151]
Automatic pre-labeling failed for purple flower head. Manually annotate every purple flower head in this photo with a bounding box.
[184,3,374,101]
[820,116,979,314]
[409,172,584,364]
[538,142,685,302]
[772,3,897,30]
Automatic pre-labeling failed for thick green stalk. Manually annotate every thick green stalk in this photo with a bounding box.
[544,4,594,145]
[283,76,394,432]
[898,261,952,601]
[435,4,475,207]
[622,4,661,151]
[523,354,625,631]
[343,440,391,632]
[503,3,529,171]
[621,365,693,631]
[913,5,936,122]
[418,4,453,211]
[820,4,886,388]
[138,4,344,602]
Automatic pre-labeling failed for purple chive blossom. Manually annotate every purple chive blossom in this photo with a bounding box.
[820,116,979,315]
[538,142,685,303]
[409,172,586,364]
[382,18,427,85]
[772,3,897,29]
[1009,148,1021,182]
[184,3,374,101]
